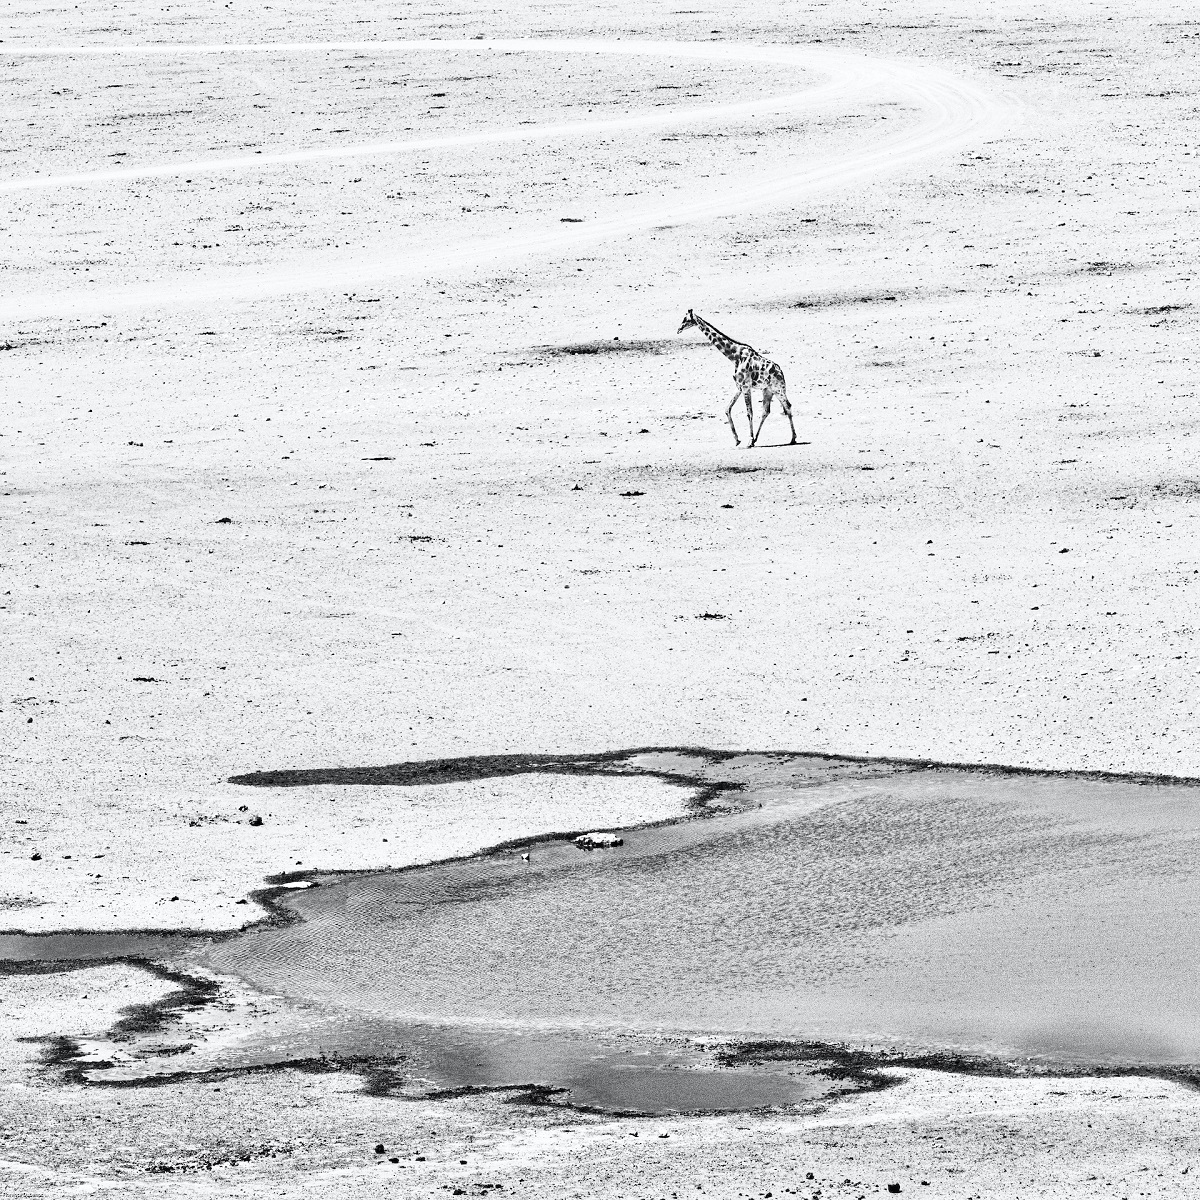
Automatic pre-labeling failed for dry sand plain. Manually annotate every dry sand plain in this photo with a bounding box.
[3,0,1200,1194]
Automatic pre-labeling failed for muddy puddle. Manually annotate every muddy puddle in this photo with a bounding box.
[4,750,1200,1112]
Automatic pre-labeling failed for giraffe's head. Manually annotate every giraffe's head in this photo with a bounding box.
[677,308,697,334]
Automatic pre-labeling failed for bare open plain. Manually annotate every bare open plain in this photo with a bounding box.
[3,0,1199,1195]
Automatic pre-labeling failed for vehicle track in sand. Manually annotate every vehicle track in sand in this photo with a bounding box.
[0,39,1017,320]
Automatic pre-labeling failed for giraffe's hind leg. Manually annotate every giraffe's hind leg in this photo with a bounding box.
[777,383,797,445]
[750,386,773,448]
[743,390,756,449]
[725,388,743,446]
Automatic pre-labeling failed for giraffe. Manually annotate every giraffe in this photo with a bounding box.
[677,309,796,448]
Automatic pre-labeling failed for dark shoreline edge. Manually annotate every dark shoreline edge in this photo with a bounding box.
[6,746,1200,1112]
[16,952,1200,1111]
[227,744,1200,791]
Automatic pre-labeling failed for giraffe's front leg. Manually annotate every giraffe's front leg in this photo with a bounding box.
[743,389,756,448]
[725,388,743,446]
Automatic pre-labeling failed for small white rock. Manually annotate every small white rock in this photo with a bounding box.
[574,831,624,849]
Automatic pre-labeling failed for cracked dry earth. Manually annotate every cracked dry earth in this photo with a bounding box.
[3,0,1200,1195]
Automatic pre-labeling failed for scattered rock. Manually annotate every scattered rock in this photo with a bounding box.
[215,517,233,524]
[619,491,645,497]
[248,815,263,827]
[574,831,623,850]
[30,852,41,861]
[888,1184,902,1194]
[374,1144,385,1155]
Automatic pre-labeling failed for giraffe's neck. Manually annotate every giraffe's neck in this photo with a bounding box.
[693,314,751,363]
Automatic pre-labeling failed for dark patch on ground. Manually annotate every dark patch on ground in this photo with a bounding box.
[752,288,919,311]
[1151,478,1200,498]
[705,463,784,473]
[1073,260,1142,276]
[539,338,692,356]
[1129,303,1191,316]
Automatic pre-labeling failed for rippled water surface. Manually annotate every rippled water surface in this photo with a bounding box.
[205,764,1200,1065]
[7,752,1200,1110]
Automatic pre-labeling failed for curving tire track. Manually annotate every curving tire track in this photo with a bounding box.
[0,39,1017,320]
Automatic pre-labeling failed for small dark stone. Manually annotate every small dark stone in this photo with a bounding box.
[237,805,248,812]
[248,815,263,827]
[235,898,247,904]
[215,517,233,524]
[888,1185,901,1194]
[374,1144,385,1155]
[389,1157,399,1164]
[30,852,41,861]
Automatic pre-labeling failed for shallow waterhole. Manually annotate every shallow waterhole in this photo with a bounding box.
[4,751,1200,1113]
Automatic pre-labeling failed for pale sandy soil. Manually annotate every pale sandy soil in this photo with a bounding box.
[3,0,1200,1193]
